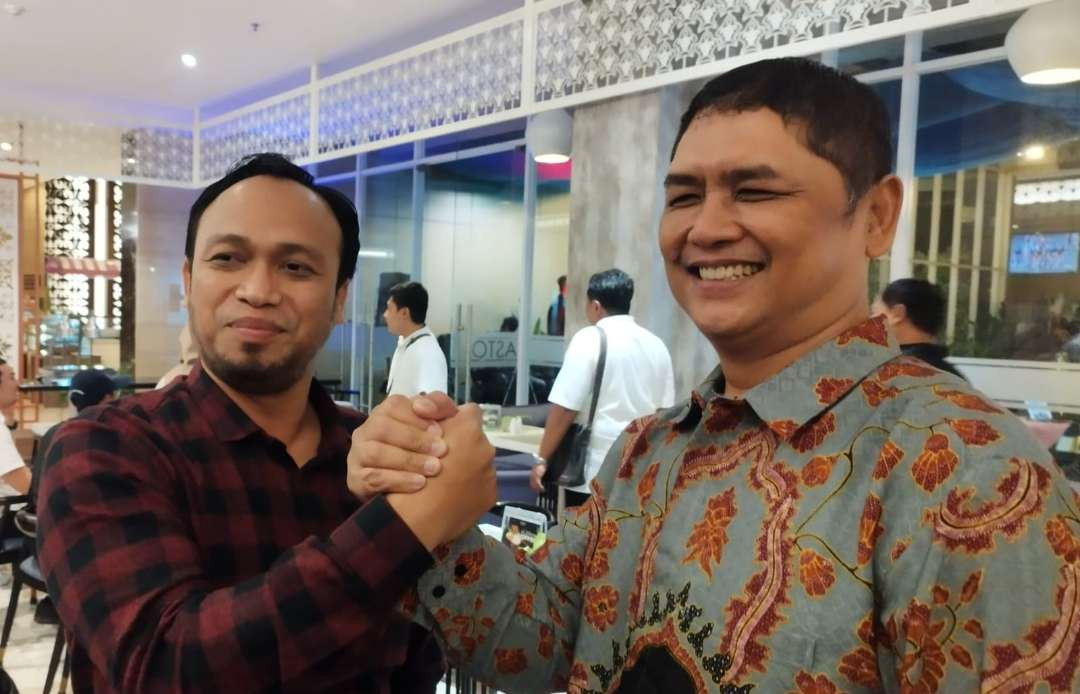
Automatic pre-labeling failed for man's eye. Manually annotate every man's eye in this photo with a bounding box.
[667,193,700,208]
[735,189,780,202]
[209,253,238,264]
[284,262,314,275]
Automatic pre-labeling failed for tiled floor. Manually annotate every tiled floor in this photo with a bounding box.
[0,573,64,693]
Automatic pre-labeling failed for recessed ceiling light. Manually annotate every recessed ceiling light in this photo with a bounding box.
[0,142,11,152]
[1022,144,1047,160]
[180,53,198,68]
[125,157,137,164]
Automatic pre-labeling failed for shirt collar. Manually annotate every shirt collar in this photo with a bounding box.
[684,316,900,441]
[398,326,433,344]
[597,314,634,328]
[187,362,351,454]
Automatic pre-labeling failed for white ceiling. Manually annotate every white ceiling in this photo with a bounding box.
[0,0,520,125]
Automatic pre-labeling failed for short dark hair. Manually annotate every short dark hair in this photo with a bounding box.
[587,269,633,315]
[388,281,429,324]
[557,275,566,290]
[0,357,6,383]
[881,278,946,335]
[185,153,360,288]
[672,57,892,205]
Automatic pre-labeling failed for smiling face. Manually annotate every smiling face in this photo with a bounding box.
[659,108,899,356]
[183,175,348,395]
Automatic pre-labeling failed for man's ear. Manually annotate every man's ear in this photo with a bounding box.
[182,257,192,312]
[886,303,907,326]
[864,174,904,259]
[333,280,350,325]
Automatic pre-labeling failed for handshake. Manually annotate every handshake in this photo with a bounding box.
[346,394,497,552]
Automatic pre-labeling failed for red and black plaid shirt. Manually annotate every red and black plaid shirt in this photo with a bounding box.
[37,364,442,692]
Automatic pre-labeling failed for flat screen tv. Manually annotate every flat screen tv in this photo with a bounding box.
[1008,232,1080,274]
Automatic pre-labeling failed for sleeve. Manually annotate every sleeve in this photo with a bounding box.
[410,473,607,691]
[873,427,1080,692]
[416,343,449,395]
[36,411,435,692]
[547,328,599,413]
[0,425,25,479]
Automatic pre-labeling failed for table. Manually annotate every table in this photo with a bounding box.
[483,425,570,519]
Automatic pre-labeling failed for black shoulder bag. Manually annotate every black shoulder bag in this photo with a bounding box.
[544,327,608,488]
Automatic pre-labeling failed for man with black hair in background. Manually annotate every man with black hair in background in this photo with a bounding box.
[37,153,495,692]
[874,277,967,379]
[384,280,448,397]
[530,269,674,506]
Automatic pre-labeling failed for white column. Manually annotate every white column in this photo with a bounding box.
[410,141,426,281]
[890,32,923,281]
[968,167,987,325]
[927,174,943,281]
[517,151,537,406]
[946,170,965,344]
[989,171,1013,314]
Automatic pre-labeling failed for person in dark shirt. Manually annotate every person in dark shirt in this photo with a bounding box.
[37,153,496,693]
[873,277,966,379]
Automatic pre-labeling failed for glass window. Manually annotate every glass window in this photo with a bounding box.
[838,38,904,75]
[425,119,526,157]
[911,60,1080,361]
[366,143,414,168]
[423,149,525,404]
[314,156,355,177]
[529,162,571,404]
[355,170,415,408]
[921,12,1022,61]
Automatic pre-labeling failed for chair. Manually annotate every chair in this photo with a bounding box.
[0,509,69,694]
[442,666,494,694]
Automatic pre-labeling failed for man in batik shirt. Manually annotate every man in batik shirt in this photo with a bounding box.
[355,57,1080,692]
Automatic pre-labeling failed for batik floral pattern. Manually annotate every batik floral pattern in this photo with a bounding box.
[414,316,1080,693]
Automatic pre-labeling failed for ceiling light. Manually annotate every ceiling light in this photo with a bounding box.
[0,142,11,152]
[180,53,198,68]
[125,157,137,164]
[2,4,26,17]
[1022,145,1047,160]
[526,109,573,164]
[1006,0,1080,85]
[356,249,393,259]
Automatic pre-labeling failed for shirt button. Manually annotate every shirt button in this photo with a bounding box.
[432,586,446,599]
[454,564,467,578]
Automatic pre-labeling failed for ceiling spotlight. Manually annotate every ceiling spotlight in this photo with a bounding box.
[125,157,137,165]
[180,53,198,68]
[1023,144,1047,160]
[0,142,11,152]
[526,109,573,164]
[1006,0,1080,85]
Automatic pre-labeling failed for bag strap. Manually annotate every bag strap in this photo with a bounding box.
[403,332,431,350]
[584,326,607,427]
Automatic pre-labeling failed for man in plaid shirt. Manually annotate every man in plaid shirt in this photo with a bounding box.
[37,153,496,692]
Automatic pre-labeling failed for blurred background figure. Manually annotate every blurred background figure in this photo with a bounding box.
[873,278,966,379]
[156,324,200,389]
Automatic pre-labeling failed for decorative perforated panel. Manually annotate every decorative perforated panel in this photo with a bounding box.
[534,0,957,102]
[199,94,311,180]
[318,20,523,154]
[121,128,194,182]
[0,177,18,362]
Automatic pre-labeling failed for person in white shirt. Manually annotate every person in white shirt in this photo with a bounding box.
[383,281,448,397]
[530,269,675,506]
[0,359,31,496]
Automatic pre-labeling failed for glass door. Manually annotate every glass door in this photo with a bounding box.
[423,148,525,405]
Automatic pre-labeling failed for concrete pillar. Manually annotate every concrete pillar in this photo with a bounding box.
[567,83,716,397]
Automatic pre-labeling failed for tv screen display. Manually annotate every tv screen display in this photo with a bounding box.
[1008,232,1080,274]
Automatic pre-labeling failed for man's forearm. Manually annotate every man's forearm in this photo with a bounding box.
[2,466,31,495]
[538,404,578,461]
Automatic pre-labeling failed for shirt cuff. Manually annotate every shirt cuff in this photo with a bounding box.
[416,528,489,612]
[329,494,434,599]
